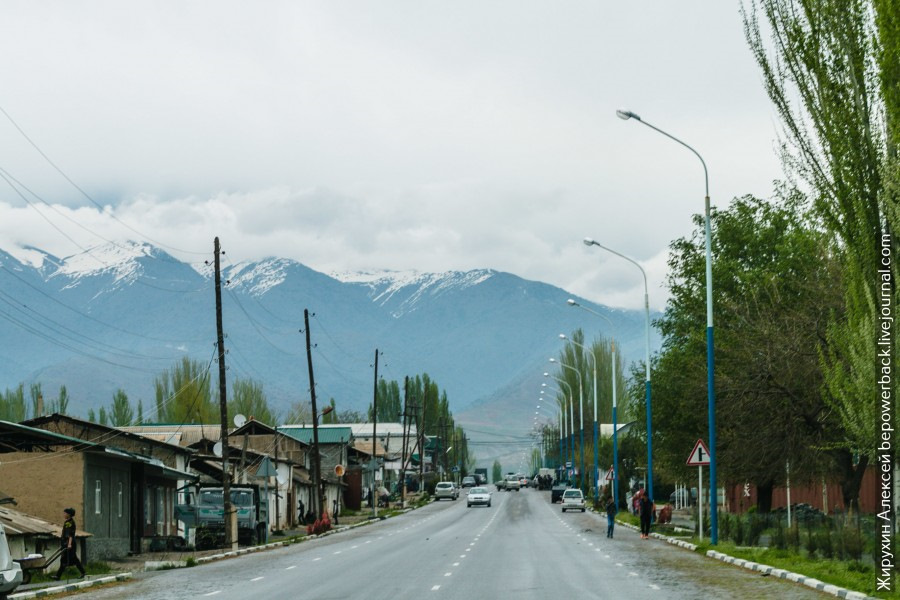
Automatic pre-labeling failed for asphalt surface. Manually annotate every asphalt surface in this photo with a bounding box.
[83,488,828,599]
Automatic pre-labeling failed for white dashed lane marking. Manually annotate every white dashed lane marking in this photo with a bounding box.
[285,566,296,570]
[649,584,661,590]
[203,592,221,597]
[431,585,441,591]
[250,577,264,582]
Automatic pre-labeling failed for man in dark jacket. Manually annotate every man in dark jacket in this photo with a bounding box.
[605,496,617,538]
[52,508,85,580]
[639,494,654,539]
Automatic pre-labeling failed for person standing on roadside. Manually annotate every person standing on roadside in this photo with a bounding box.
[639,493,654,539]
[53,508,85,580]
[605,495,617,538]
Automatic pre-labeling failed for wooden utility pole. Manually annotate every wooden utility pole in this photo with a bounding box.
[419,392,426,484]
[372,349,379,517]
[400,376,409,506]
[304,309,324,519]
[213,237,235,550]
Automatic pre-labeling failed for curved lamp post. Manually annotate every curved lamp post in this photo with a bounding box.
[542,387,566,476]
[616,108,717,543]
[567,299,620,506]
[560,333,599,501]
[583,238,654,503]
[550,357,585,491]
[544,373,575,483]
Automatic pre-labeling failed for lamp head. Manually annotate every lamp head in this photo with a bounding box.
[583,237,597,247]
[543,372,549,377]
[616,109,640,121]
[549,358,557,363]
[567,298,578,307]
[559,333,567,340]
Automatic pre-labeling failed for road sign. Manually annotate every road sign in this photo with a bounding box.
[686,439,711,466]
[565,461,572,468]
[604,468,615,481]
[255,456,277,477]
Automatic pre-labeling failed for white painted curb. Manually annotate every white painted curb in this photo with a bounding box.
[615,518,878,600]
[9,572,131,599]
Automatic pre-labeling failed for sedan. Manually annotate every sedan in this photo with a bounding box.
[434,481,458,501]
[561,489,585,513]
[467,487,492,508]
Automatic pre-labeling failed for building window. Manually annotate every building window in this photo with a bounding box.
[95,480,102,515]
[117,482,124,518]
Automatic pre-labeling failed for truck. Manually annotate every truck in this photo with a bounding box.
[473,468,488,485]
[176,485,269,549]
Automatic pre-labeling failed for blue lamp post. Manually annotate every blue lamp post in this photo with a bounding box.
[559,333,600,501]
[550,358,585,492]
[544,374,575,483]
[567,300,619,506]
[583,238,654,503]
[616,108,717,543]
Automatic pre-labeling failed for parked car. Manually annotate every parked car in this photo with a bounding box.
[0,523,22,600]
[434,481,459,501]
[461,476,477,488]
[467,487,492,508]
[561,489,585,513]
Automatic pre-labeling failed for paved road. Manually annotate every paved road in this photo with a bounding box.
[85,488,827,599]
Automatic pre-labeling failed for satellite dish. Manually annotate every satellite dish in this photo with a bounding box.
[234,414,247,428]
[213,441,223,457]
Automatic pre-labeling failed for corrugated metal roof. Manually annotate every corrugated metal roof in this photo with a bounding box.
[0,506,90,538]
[278,426,352,445]
[119,424,223,446]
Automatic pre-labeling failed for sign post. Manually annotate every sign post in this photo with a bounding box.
[686,439,711,541]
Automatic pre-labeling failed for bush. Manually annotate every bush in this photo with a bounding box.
[805,525,818,558]
[842,528,864,561]
[788,522,801,552]
[733,517,745,545]
[771,521,787,550]
[720,513,732,542]
[816,529,834,559]
[747,515,764,546]
[185,557,198,568]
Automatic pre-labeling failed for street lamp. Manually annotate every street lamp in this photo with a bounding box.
[583,238,654,503]
[541,388,565,475]
[544,374,575,483]
[617,108,717,543]
[560,333,600,501]
[567,299,620,506]
[550,357,585,491]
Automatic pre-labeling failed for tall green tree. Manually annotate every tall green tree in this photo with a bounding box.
[647,193,846,510]
[743,0,899,507]
[492,460,502,484]
[109,389,134,427]
[0,385,26,422]
[29,383,41,418]
[153,357,215,424]
[54,385,69,415]
[228,378,276,426]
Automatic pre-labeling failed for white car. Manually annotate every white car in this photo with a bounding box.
[467,487,492,508]
[561,489,585,513]
[0,523,22,600]
[434,481,459,501]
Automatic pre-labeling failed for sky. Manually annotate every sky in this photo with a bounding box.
[0,0,783,311]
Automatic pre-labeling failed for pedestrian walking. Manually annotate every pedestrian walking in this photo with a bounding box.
[605,496,616,538]
[639,493,653,539]
[52,508,85,580]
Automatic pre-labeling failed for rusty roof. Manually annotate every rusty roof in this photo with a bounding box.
[0,506,90,538]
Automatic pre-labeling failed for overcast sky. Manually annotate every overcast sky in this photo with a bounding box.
[0,1,782,311]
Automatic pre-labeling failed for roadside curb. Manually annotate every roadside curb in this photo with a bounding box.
[614,520,877,600]
[9,573,132,599]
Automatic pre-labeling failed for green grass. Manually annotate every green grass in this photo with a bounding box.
[691,540,885,598]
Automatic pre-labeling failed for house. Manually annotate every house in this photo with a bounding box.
[22,414,197,554]
[277,426,350,519]
[0,503,89,570]
[0,420,193,559]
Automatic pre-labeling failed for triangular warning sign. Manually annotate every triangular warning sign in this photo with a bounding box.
[605,468,615,481]
[686,439,711,466]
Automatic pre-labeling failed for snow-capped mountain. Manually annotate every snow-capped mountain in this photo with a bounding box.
[0,242,659,449]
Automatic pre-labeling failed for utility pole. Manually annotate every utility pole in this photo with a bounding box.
[213,237,235,550]
[419,392,426,485]
[372,348,379,518]
[304,309,324,519]
[400,376,409,507]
